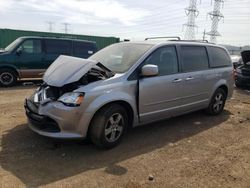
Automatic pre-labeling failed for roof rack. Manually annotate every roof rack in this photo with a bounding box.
[145,36,181,41]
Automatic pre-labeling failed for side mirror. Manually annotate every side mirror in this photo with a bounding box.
[16,49,22,56]
[141,64,159,77]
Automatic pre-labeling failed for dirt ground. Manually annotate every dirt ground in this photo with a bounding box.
[0,82,250,188]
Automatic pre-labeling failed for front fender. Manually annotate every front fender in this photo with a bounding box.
[78,91,137,137]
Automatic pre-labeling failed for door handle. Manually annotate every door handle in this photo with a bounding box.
[172,78,182,83]
[185,77,194,81]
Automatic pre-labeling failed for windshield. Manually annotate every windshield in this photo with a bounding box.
[89,43,153,73]
[5,38,23,52]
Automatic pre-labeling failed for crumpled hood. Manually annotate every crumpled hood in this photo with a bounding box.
[43,55,98,87]
[241,50,250,64]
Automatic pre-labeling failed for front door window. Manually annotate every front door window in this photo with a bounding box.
[18,40,42,54]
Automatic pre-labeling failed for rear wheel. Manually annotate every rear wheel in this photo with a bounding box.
[206,88,226,115]
[89,104,128,149]
[0,69,17,87]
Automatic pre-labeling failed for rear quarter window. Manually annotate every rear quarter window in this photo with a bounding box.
[73,41,97,56]
[208,47,231,67]
[180,46,209,72]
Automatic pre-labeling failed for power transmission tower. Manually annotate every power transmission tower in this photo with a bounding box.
[206,0,224,43]
[202,29,206,41]
[62,23,70,34]
[183,0,199,40]
[46,21,55,32]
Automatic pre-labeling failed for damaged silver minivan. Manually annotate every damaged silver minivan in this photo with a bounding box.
[25,41,234,149]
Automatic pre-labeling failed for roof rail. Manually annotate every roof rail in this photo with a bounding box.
[175,39,209,43]
[145,36,181,41]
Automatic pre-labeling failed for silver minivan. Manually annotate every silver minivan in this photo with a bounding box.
[25,40,234,149]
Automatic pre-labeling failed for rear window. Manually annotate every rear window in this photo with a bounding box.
[45,39,71,55]
[208,47,231,67]
[180,46,209,72]
[73,41,97,56]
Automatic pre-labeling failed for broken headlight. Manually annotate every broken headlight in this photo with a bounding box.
[58,92,84,107]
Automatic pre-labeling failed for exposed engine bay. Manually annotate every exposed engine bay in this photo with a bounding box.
[34,61,114,103]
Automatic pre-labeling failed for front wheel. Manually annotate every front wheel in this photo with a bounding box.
[0,69,17,87]
[206,88,226,115]
[89,104,128,149]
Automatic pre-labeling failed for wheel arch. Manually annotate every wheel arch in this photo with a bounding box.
[0,65,20,78]
[218,84,228,97]
[86,100,135,138]
[210,79,230,101]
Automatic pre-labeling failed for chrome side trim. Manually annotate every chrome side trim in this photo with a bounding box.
[144,92,208,106]
[141,99,208,117]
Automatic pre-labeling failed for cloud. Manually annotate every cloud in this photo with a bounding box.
[0,0,12,11]
[1,0,150,26]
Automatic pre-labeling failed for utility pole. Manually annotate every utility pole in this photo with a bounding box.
[62,23,70,34]
[183,0,200,40]
[206,0,224,43]
[46,21,55,32]
[202,29,206,41]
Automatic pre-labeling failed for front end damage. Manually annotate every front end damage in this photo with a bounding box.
[24,55,114,139]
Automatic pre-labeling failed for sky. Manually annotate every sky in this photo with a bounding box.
[0,0,250,46]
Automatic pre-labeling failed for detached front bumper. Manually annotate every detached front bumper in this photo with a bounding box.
[24,99,85,139]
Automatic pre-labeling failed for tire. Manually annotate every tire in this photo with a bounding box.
[89,104,128,149]
[206,88,226,115]
[0,69,17,87]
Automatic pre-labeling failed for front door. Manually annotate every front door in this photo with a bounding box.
[139,46,184,123]
[15,39,46,78]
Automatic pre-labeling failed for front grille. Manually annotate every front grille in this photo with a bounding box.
[30,117,60,133]
[35,86,60,102]
[26,99,39,114]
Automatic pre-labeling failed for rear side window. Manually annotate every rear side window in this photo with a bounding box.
[180,46,209,72]
[208,47,231,67]
[73,41,96,56]
[45,40,71,55]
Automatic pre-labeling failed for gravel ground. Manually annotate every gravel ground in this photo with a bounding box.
[0,83,250,188]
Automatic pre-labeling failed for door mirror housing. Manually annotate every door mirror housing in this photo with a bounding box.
[16,49,22,56]
[141,64,159,77]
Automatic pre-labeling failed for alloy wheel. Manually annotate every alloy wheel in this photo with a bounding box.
[104,113,124,142]
[213,93,224,113]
